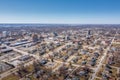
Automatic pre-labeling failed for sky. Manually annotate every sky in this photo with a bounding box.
[0,0,120,24]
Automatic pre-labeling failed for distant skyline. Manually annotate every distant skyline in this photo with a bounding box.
[0,0,120,24]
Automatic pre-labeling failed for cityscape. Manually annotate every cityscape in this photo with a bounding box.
[0,0,120,80]
[0,24,120,80]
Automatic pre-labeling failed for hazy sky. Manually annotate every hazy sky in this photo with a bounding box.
[0,0,120,24]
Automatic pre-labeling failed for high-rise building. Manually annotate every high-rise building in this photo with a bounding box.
[88,30,91,35]
[32,34,38,42]
[86,30,92,39]
[53,32,58,37]
[2,31,8,37]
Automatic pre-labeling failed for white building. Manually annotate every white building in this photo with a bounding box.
[2,31,8,37]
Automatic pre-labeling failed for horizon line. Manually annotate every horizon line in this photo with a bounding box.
[0,23,120,25]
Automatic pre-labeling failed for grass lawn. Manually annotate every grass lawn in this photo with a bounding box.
[2,74,19,80]
[94,78,101,80]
